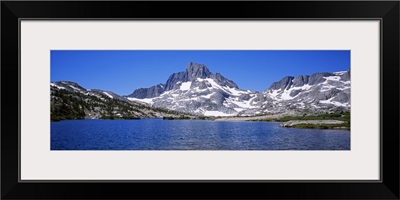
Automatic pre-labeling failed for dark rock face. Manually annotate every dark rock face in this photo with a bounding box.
[211,73,238,89]
[267,72,339,91]
[292,75,309,87]
[164,62,213,91]
[290,89,302,97]
[191,80,210,89]
[333,92,350,103]
[128,84,165,99]
[239,94,251,101]
[164,71,187,91]
[308,72,331,85]
[186,62,212,80]
[315,88,341,100]
[267,76,294,91]
[340,70,351,81]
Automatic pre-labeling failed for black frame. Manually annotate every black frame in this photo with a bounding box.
[2,1,399,199]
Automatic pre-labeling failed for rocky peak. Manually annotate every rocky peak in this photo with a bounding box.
[211,73,239,89]
[292,75,310,87]
[164,62,213,91]
[185,62,212,80]
[267,76,294,91]
[307,72,332,85]
[130,62,239,99]
[127,83,165,99]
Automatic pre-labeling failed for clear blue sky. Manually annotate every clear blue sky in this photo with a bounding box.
[51,50,350,95]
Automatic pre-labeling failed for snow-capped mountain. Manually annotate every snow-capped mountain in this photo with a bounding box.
[265,71,350,102]
[127,62,259,116]
[243,70,351,116]
[126,62,350,117]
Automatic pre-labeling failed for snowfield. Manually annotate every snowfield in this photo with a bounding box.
[127,97,154,105]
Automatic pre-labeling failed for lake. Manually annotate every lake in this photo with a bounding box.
[51,119,350,150]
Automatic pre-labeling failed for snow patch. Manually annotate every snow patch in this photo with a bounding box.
[323,76,341,81]
[50,83,66,90]
[224,86,246,96]
[231,99,256,109]
[280,90,293,100]
[320,98,349,107]
[202,92,214,99]
[299,84,312,90]
[127,97,154,105]
[269,89,281,97]
[197,78,229,93]
[69,85,82,91]
[267,84,312,101]
[320,85,336,92]
[103,92,113,99]
[311,104,320,108]
[333,71,348,75]
[180,81,192,90]
[280,84,312,100]
[234,108,245,112]
[204,110,236,117]
[197,78,250,96]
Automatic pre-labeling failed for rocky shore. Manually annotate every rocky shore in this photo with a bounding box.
[280,120,349,129]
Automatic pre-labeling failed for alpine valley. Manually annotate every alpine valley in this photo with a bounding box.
[51,62,350,120]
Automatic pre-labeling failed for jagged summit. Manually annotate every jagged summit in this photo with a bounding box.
[266,71,350,91]
[186,62,210,73]
[185,62,212,80]
[164,62,214,91]
[267,76,294,91]
[256,70,351,116]
[127,62,255,116]
[128,62,238,98]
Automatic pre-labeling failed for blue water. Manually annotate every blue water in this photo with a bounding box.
[51,119,350,150]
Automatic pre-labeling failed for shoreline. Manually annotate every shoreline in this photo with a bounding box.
[51,113,351,131]
[213,113,350,130]
[214,114,291,122]
[280,120,350,130]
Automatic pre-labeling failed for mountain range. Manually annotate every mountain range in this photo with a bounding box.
[51,62,350,120]
[126,62,350,116]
